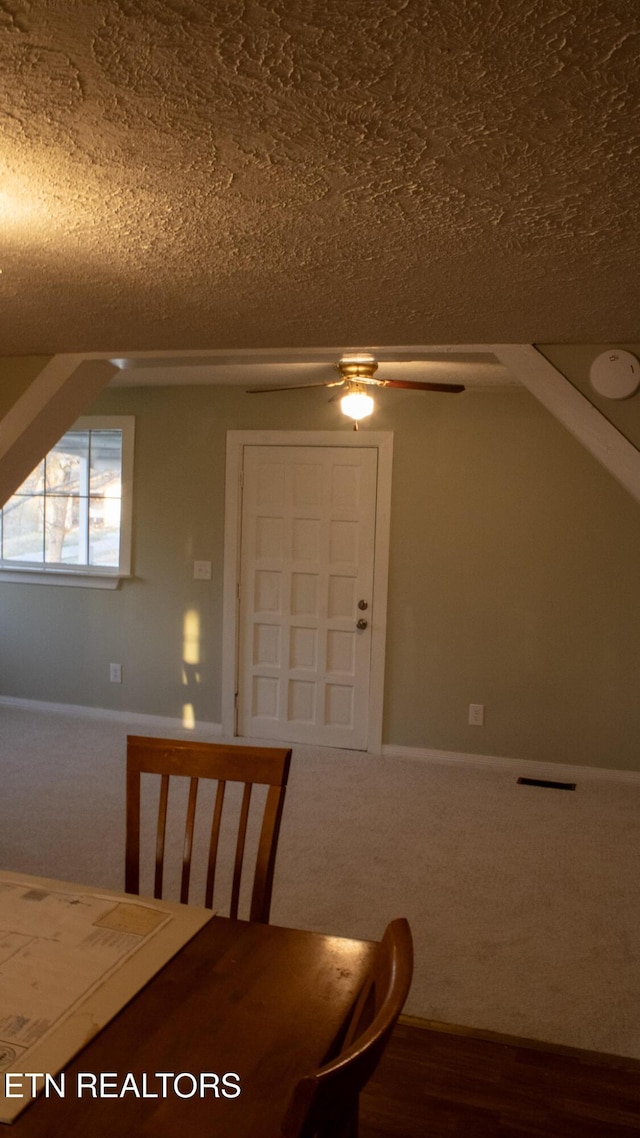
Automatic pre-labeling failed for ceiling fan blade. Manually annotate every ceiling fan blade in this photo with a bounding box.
[380,379,465,393]
[246,380,344,393]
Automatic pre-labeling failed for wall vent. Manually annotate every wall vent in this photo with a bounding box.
[517,777,576,791]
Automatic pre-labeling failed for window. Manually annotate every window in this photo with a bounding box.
[0,416,134,588]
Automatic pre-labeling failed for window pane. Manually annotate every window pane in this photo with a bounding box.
[46,432,89,495]
[0,419,130,579]
[13,460,45,497]
[89,497,121,566]
[44,495,86,564]
[2,497,45,562]
[90,430,123,498]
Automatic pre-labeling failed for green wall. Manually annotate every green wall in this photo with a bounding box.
[2,369,640,770]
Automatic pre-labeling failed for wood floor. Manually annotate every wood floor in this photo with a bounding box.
[359,1021,640,1136]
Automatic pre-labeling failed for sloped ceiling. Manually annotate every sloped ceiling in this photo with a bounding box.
[0,0,638,355]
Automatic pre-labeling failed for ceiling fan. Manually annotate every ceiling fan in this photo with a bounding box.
[246,354,465,428]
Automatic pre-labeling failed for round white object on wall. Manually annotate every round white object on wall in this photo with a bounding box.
[589,350,640,399]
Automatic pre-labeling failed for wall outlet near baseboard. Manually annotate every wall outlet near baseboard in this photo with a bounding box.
[109,663,122,683]
[468,702,484,726]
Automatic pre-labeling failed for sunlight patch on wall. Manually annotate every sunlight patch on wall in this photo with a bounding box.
[182,608,201,730]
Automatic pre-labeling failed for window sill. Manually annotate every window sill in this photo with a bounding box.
[0,568,130,589]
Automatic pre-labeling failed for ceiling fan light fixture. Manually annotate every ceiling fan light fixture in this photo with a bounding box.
[341,386,374,423]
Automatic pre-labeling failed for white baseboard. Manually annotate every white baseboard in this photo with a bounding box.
[0,695,222,738]
[1,694,638,782]
[380,743,640,784]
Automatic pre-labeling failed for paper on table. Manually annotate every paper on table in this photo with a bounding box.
[0,871,212,1124]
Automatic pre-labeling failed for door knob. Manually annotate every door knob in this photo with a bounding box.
[356,618,368,630]
[358,599,368,610]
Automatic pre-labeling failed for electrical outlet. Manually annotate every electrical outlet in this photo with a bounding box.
[110,663,122,683]
[468,702,484,726]
[193,560,212,580]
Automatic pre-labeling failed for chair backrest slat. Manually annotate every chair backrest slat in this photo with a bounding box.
[125,736,292,922]
[154,774,170,900]
[180,777,199,904]
[251,783,289,923]
[230,783,252,919]
[204,780,226,909]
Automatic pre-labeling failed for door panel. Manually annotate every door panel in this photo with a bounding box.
[237,445,378,748]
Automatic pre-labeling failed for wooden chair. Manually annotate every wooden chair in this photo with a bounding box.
[281,917,414,1138]
[125,735,292,923]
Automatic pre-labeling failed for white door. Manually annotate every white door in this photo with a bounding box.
[237,445,378,748]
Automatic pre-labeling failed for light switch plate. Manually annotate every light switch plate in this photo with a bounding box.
[468,703,484,726]
[193,560,212,580]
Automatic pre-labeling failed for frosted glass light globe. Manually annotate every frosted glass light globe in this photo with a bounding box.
[341,390,374,421]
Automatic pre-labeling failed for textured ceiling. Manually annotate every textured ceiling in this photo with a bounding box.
[0,0,638,356]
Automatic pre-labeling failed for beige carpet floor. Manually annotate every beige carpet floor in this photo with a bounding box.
[1,704,640,1058]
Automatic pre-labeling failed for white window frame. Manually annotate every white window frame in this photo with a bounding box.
[0,416,135,589]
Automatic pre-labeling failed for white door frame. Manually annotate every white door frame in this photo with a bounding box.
[221,430,393,752]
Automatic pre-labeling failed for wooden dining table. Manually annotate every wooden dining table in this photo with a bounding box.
[1,912,376,1137]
